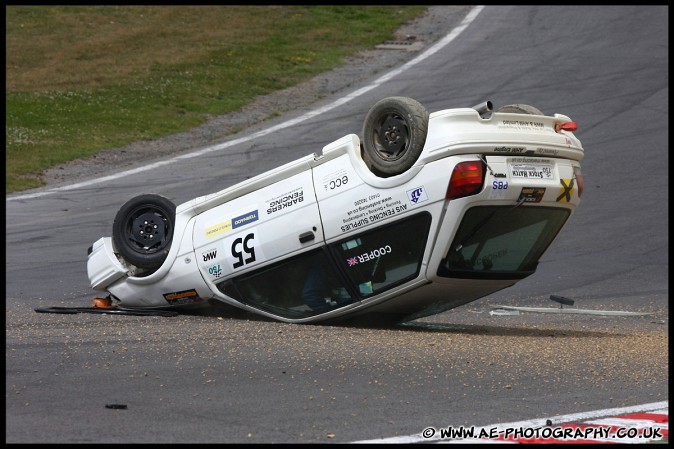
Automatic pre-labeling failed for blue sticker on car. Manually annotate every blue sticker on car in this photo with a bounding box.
[407,186,428,205]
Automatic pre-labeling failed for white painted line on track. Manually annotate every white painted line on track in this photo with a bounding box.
[7,5,485,203]
[352,401,668,444]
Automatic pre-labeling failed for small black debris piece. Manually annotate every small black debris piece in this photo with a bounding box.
[105,404,127,410]
[550,295,575,306]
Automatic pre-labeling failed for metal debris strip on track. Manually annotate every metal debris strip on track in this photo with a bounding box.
[489,305,655,317]
[34,306,179,317]
[34,296,178,317]
[490,294,656,317]
[34,297,178,317]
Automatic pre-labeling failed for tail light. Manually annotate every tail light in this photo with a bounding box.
[446,160,484,200]
[573,166,584,198]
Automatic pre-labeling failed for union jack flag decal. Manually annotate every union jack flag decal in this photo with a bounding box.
[347,257,358,267]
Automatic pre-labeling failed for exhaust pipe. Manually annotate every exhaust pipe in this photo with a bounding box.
[472,100,493,118]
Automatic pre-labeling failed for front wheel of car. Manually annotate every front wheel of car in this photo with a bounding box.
[112,194,176,270]
[362,96,429,177]
[496,103,544,115]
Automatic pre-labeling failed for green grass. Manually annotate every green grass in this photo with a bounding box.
[6,5,428,193]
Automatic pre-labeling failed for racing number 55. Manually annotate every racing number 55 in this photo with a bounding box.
[231,232,256,269]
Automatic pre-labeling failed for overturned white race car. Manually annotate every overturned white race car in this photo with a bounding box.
[87,97,584,324]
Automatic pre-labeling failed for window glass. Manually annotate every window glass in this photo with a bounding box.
[218,249,353,319]
[331,213,432,298]
[438,206,570,279]
[218,213,432,318]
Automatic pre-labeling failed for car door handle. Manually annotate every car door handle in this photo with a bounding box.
[299,231,314,243]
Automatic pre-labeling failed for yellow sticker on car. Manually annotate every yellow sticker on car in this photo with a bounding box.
[557,178,575,202]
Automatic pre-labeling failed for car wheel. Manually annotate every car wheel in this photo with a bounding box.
[496,104,544,115]
[362,96,429,177]
[112,194,176,270]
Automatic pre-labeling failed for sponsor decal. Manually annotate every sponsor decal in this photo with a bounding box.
[341,194,407,232]
[205,220,232,239]
[207,264,223,278]
[205,209,258,239]
[232,210,259,229]
[266,187,304,215]
[510,157,552,164]
[498,120,546,131]
[202,248,218,262]
[347,245,392,266]
[476,249,508,269]
[493,146,526,154]
[492,180,509,190]
[407,186,428,205]
[518,187,546,203]
[322,169,349,191]
[163,289,203,305]
[536,147,560,156]
[510,163,553,179]
[488,179,509,200]
[557,178,575,202]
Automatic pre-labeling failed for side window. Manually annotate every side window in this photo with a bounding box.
[331,213,432,298]
[216,213,432,318]
[217,249,354,319]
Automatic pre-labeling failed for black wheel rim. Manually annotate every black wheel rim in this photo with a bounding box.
[373,114,409,161]
[125,207,170,254]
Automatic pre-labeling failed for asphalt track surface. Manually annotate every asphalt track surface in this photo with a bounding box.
[6,5,668,444]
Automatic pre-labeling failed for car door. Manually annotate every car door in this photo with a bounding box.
[192,168,323,289]
[194,164,369,320]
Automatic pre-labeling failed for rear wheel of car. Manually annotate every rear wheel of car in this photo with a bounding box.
[112,194,176,270]
[362,96,429,177]
[496,104,544,115]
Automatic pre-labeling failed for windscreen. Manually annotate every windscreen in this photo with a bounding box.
[438,206,570,280]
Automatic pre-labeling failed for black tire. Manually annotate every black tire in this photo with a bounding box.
[112,194,176,270]
[496,103,544,115]
[362,96,429,177]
